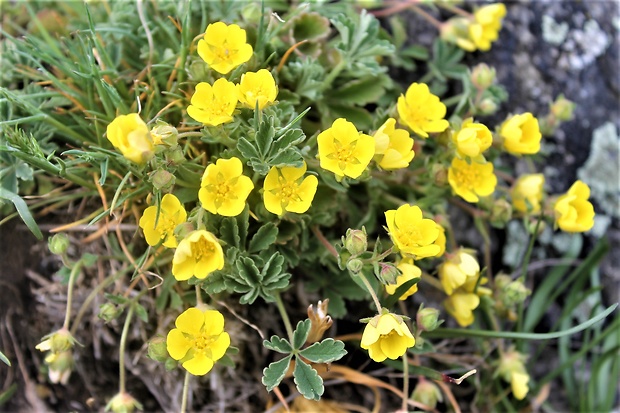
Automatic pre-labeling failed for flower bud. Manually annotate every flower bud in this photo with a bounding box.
[150,121,178,146]
[346,258,364,274]
[173,221,195,241]
[412,379,443,409]
[378,262,400,285]
[45,350,74,384]
[307,300,333,344]
[99,303,122,323]
[416,307,441,332]
[48,233,70,255]
[498,349,530,400]
[477,98,499,115]
[470,63,496,89]
[165,146,187,166]
[147,336,169,362]
[36,328,75,354]
[431,163,448,186]
[106,391,143,413]
[550,94,575,121]
[490,198,513,228]
[149,170,176,192]
[344,228,367,256]
[500,278,530,308]
[525,217,546,235]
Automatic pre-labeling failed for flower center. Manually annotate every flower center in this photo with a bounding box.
[191,237,216,262]
[397,226,422,247]
[454,166,479,189]
[327,139,360,171]
[191,332,219,358]
[275,176,301,207]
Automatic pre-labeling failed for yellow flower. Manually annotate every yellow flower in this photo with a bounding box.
[139,194,187,248]
[512,174,545,213]
[498,350,530,400]
[443,274,491,327]
[452,119,493,159]
[385,204,441,259]
[385,260,421,300]
[263,161,318,215]
[553,180,595,232]
[373,118,415,170]
[433,224,447,258]
[397,83,449,138]
[45,350,74,385]
[510,372,530,400]
[439,249,480,295]
[187,79,238,126]
[238,69,278,110]
[360,313,415,362]
[500,113,542,155]
[317,118,375,180]
[197,22,253,74]
[469,3,507,51]
[440,17,477,52]
[443,291,480,327]
[199,157,254,217]
[172,230,224,281]
[166,308,231,376]
[106,114,154,164]
[448,157,497,203]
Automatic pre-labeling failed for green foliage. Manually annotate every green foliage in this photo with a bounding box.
[0,351,10,367]
[237,114,306,175]
[261,318,347,397]
[293,358,324,401]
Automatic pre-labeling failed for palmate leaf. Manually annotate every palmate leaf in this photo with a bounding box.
[293,358,324,401]
[237,115,306,175]
[299,338,347,364]
[225,253,291,304]
[262,354,293,392]
[331,9,394,62]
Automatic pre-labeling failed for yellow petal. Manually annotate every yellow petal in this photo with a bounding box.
[201,310,225,336]
[183,352,214,376]
[210,332,231,362]
[166,329,192,360]
[175,308,205,335]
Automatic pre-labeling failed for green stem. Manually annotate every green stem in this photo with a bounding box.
[359,271,383,314]
[275,292,294,343]
[402,353,410,412]
[119,304,135,394]
[180,370,191,413]
[410,4,444,29]
[176,0,192,89]
[4,147,96,190]
[516,215,543,337]
[109,171,132,216]
[176,132,203,140]
[425,303,617,340]
[442,93,466,107]
[321,60,346,92]
[63,261,84,330]
[70,267,129,335]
